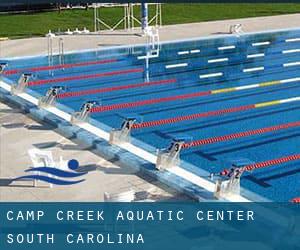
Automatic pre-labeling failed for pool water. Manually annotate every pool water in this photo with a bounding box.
[2,28,300,201]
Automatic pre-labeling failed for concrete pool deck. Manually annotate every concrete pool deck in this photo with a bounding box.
[0,14,299,201]
[0,13,299,58]
[0,101,191,201]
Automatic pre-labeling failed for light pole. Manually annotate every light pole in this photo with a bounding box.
[141,3,148,33]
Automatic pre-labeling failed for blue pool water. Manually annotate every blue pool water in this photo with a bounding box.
[2,28,300,201]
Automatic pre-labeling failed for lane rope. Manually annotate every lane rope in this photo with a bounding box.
[91,90,212,112]
[182,121,300,148]
[28,68,143,86]
[3,59,118,75]
[241,154,300,172]
[131,96,300,129]
[57,78,177,98]
[90,77,300,113]
[133,105,254,129]
[219,154,300,179]
[291,197,300,203]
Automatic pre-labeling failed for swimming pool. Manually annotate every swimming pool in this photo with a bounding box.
[1,28,300,202]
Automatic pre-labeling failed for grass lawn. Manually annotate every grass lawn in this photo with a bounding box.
[0,3,299,39]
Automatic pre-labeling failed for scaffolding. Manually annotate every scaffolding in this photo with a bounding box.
[93,3,162,32]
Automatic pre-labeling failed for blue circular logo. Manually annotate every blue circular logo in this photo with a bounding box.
[68,159,79,170]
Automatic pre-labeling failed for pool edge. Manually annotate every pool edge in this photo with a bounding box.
[0,84,219,202]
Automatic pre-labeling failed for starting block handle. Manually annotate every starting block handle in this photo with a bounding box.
[121,117,136,130]
[11,73,32,95]
[71,100,99,124]
[156,139,185,170]
[38,86,64,108]
[213,164,246,199]
[0,62,8,74]
[109,117,138,145]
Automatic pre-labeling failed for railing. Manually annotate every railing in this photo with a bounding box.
[58,38,65,69]
[46,32,54,75]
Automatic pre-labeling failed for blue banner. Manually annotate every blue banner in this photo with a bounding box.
[0,202,299,250]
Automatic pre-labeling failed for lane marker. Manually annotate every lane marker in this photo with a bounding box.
[177,51,189,55]
[281,77,300,83]
[208,58,228,63]
[280,96,300,103]
[283,61,300,67]
[243,67,264,73]
[190,49,201,54]
[218,45,235,50]
[247,53,265,58]
[177,49,200,55]
[165,63,188,69]
[252,41,270,46]
[285,38,300,43]
[282,49,300,54]
[199,72,223,78]
[137,54,159,60]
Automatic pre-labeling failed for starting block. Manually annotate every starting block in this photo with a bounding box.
[11,73,32,95]
[214,158,254,199]
[156,135,192,170]
[214,170,242,199]
[0,62,7,74]
[38,86,65,108]
[71,101,99,124]
[109,114,143,145]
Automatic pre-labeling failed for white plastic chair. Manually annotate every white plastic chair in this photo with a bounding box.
[103,190,135,202]
[45,30,55,38]
[65,29,73,35]
[229,24,243,35]
[82,27,90,34]
[73,28,82,34]
[28,148,56,188]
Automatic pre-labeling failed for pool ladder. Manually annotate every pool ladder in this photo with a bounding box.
[47,36,53,75]
[47,36,65,75]
[144,27,160,82]
[58,38,65,69]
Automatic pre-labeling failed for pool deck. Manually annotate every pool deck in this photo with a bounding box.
[0,101,191,201]
[1,13,299,58]
[0,14,299,202]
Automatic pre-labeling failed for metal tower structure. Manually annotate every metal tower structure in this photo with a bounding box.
[93,3,162,32]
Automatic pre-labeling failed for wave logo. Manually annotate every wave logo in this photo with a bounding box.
[13,159,87,185]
